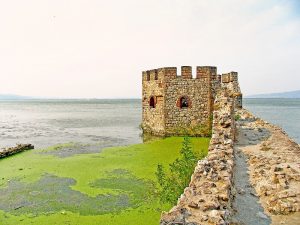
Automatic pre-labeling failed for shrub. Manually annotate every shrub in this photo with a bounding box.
[155,137,199,205]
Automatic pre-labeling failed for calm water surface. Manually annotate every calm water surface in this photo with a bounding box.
[0,98,299,149]
[0,99,142,149]
[243,98,300,143]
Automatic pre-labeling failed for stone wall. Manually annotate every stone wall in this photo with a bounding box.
[142,66,242,137]
[160,92,236,225]
[142,68,166,136]
[164,73,213,135]
[142,66,220,136]
[221,72,243,109]
[0,144,34,159]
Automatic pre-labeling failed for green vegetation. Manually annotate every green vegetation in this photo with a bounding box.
[170,116,213,137]
[156,137,204,205]
[170,123,212,137]
[234,114,241,121]
[0,137,210,225]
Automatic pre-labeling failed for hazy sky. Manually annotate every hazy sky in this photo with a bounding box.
[1,0,299,98]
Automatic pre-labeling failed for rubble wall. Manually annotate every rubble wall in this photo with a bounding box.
[160,92,236,225]
[142,69,166,136]
[0,144,34,159]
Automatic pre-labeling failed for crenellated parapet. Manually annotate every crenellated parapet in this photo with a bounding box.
[142,66,218,81]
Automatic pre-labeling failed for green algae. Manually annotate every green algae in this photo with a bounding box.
[0,174,131,216]
[0,137,210,225]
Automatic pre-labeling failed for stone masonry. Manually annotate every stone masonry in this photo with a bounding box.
[142,66,242,136]
[0,144,34,159]
[160,91,236,225]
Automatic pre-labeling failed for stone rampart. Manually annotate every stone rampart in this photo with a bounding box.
[160,92,236,225]
[0,144,34,159]
[236,109,300,223]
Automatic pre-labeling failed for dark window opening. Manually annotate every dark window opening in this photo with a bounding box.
[147,71,150,81]
[154,70,158,80]
[180,97,189,108]
[150,97,156,108]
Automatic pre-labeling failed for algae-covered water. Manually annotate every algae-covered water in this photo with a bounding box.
[0,136,209,225]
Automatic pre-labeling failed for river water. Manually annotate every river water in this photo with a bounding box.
[243,98,300,143]
[0,99,142,149]
[0,98,299,150]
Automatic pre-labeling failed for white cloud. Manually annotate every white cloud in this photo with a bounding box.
[0,0,299,97]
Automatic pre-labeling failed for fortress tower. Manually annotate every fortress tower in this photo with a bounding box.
[142,66,242,136]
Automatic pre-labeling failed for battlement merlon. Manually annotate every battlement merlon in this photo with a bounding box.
[221,71,242,108]
[196,66,217,79]
[181,66,192,79]
[222,72,238,83]
[142,69,159,81]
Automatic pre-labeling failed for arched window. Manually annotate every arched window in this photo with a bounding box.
[180,97,189,108]
[149,96,156,108]
[146,71,150,81]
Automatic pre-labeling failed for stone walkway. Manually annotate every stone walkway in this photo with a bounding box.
[231,113,271,225]
[234,109,300,225]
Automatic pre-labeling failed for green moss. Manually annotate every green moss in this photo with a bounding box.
[0,174,132,216]
[0,137,210,225]
[170,123,212,137]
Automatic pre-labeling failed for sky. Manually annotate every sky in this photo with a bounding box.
[0,0,299,98]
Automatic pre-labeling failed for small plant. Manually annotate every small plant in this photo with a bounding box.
[234,114,241,121]
[155,137,199,205]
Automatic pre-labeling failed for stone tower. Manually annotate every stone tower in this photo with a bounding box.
[141,66,242,136]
